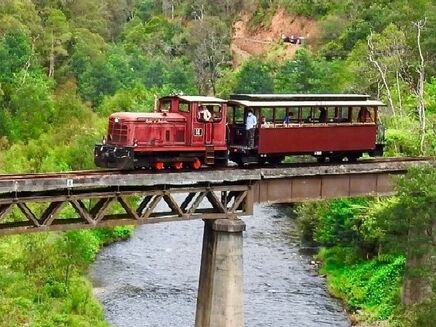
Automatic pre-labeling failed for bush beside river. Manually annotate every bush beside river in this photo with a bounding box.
[295,166,435,327]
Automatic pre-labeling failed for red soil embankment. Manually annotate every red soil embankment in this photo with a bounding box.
[231,8,319,66]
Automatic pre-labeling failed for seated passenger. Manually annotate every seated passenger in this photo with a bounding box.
[358,107,373,122]
[283,112,294,124]
[260,116,268,126]
[318,107,327,123]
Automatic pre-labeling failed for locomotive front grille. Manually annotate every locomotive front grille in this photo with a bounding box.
[109,121,128,143]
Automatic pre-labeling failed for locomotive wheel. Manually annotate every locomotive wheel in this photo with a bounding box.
[153,161,165,170]
[172,162,184,170]
[191,159,202,170]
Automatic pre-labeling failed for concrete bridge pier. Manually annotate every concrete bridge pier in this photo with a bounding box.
[195,219,246,327]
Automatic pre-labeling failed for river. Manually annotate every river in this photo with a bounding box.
[90,204,350,327]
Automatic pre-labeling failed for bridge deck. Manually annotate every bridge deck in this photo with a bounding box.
[0,157,431,195]
[0,157,433,235]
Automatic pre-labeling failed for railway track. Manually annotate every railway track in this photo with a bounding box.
[0,156,433,181]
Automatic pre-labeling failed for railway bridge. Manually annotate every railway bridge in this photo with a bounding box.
[0,157,433,327]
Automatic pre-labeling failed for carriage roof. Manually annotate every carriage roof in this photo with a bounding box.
[227,100,385,108]
[229,94,372,101]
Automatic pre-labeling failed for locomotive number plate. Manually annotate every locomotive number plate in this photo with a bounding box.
[194,128,203,136]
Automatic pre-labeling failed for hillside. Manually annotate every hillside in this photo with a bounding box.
[232,8,319,65]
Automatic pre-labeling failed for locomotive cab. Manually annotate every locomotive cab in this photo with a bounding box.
[94,95,228,170]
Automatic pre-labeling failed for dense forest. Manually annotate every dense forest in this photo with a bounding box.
[0,0,435,326]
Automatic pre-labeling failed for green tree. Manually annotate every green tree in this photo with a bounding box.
[1,72,54,142]
[43,8,71,78]
[78,59,120,105]
[234,58,273,94]
[187,16,230,94]
[0,31,32,84]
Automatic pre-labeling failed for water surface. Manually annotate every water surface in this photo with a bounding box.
[91,204,350,327]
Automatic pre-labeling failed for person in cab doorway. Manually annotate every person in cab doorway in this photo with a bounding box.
[198,105,211,122]
[245,109,257,148]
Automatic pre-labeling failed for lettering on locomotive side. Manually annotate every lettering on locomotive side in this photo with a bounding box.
[194,128,203,136]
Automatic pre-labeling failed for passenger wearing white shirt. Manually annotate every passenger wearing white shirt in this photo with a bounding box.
[245,109,257,148]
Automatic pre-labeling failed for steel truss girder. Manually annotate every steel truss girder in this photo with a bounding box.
[0,184,253,235]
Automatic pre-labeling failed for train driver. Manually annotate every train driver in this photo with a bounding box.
[245,109,257,148]
[198,105,212,122]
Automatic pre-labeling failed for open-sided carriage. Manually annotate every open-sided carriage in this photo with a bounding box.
[227,94,385,165]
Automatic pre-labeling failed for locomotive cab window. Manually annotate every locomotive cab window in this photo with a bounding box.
[210,104,223,122]
[178,101,190,113]
[197,104,222,122]
[159,100,171,112]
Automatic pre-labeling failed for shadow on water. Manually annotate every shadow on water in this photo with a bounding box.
[90,203,350,327]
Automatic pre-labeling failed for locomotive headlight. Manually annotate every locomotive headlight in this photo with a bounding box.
[114,117,120,123]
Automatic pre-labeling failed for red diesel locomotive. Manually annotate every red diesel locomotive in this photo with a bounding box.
[94,94,385,170]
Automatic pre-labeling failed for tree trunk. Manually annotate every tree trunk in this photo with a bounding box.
[49,32,55,78]
[367,33,396,116]
[396,71,403,116]
[415,19,426,154]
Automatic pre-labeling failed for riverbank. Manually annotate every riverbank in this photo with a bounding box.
[293,166,435,327]
[0,226,132,326]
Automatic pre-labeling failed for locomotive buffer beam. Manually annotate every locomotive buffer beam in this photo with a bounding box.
[0,184,254,236]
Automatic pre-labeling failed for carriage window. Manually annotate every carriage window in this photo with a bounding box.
[327,107,336,121]
[357,106,374,123]
[261,108,274,123]
[337,107,350,122]
[287,108,298,123]
[178,102,189,113]
[275,108,286,124]
[300,107,314,122]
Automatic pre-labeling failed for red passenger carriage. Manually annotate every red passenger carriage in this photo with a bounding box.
[227,94,385,165]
